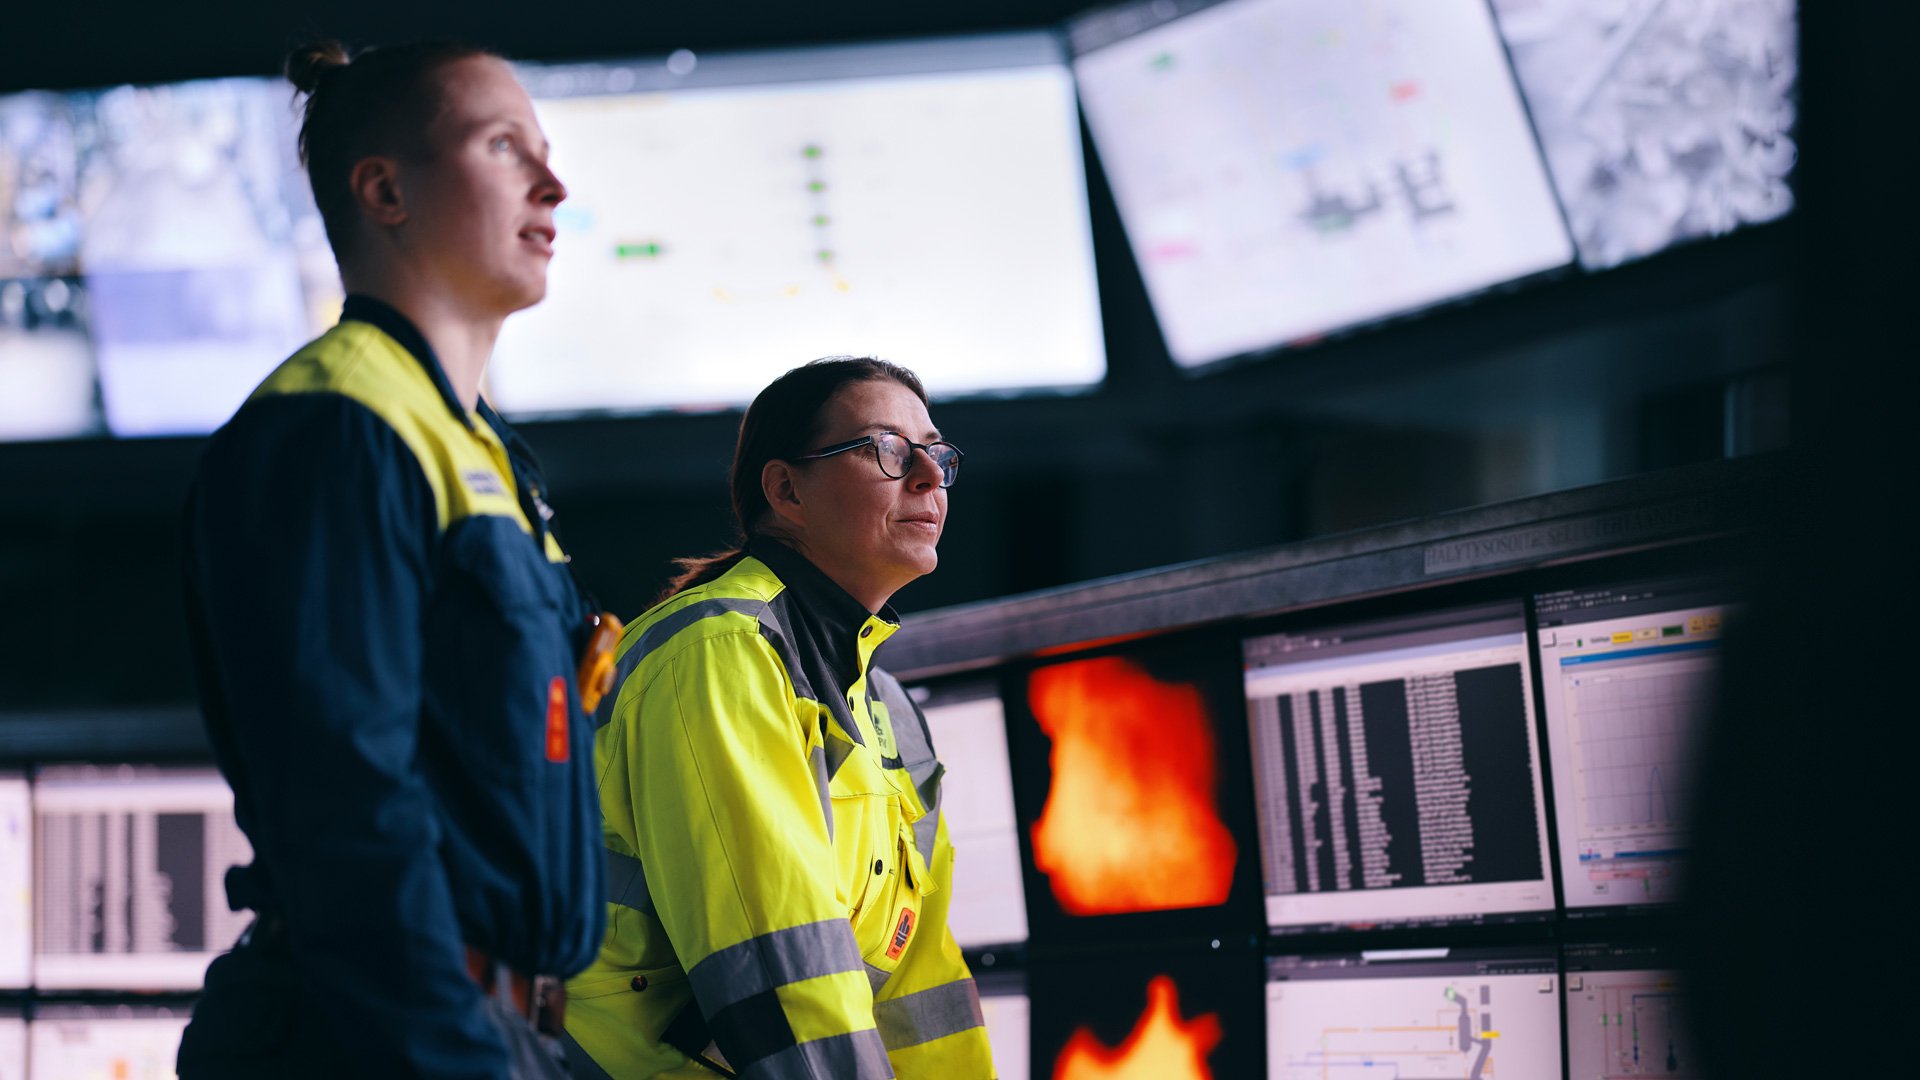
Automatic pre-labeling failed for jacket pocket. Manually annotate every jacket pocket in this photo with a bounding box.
[854,820,930,982]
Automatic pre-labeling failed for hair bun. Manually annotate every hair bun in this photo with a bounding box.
[286,40,352,95]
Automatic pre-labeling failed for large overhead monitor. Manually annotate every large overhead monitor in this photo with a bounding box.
[1489,0,1798,270]
[27,1004,191,1080]
[0,775,27,989]
[1241,602,1555,933]
[0,79,339,442]
[1067,0,1573,370]
[1564,940,1694,1079]
[909,680,1028,950]
[1007,633,1263,940]
[32,767,251,990]
[491,32,1107,417]
[1,91,99,442]
[1265,946,1561,1079]
[1534,574,1735,911]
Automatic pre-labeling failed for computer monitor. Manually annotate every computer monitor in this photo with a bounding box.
[1033,949,1264,1080]
[1489,0,1797,270]
[0,775,28,989]
[977,971,1031,1080]
[0,92,99,442]
[0,1008,21,1080]
[1265,946,1561,1079]
[1066,0,1573,370]
[1241,601,1555,933]
[489,32,1106,417]
[1006,632,1263,938]
[27,1004,191,1080]
[75,78,340,437]
[32,767,251,990]
[1534,575,1735,910]
[908,680,1028,949]
[1563,941,1693,1079]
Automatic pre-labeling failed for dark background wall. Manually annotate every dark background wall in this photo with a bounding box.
[0,0,1792,713]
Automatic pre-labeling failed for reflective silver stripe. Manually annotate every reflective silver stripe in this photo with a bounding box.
[912,767,942,870]
[874,978,986,1050]
[749,1028,892,1080]
[688,919,865,1014]
[871,669,946,868]
[596,597,765,728]
[605,848,654,916]
[560,1031,618,1080]
[866,962,892,995]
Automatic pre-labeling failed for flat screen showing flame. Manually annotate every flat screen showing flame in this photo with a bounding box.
[1028,655,1237,915]
[1054,975,1221,1080]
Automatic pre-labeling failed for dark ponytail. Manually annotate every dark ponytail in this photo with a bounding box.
[660,357,930,601]
[285,38,498,262]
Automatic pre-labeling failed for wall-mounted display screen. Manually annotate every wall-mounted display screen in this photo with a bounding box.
[977,974,1032,1080]
[1008,634,1261,936]
[0,775,27,989]
[1564,941,1694,1079]
[0,79,339,442]
[1067,0,1573,370]
[1,91,100,443]
[32,766,251,990]
[0,1010,21,1080]
[492,32,1106,417]
[910,681,1028,948]
[27,1004,191,1080]
[1535,575,1733,910]
[1490,0,1798,270]
[1241,602,1554,933]
[1265,947,1560,1079]
[1034,950,1263,1080]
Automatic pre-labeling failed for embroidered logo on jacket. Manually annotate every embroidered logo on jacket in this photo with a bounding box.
[463,469,506,496]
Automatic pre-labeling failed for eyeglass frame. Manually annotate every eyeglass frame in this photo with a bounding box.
[794,431,966,488]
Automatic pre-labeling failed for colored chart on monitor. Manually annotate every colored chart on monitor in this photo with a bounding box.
[1535,574,1735,909]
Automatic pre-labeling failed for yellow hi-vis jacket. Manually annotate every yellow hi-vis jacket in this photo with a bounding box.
[562,539,993,1079]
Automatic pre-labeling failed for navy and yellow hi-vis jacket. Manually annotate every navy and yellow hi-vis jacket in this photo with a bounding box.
[562,539,994,1079]
[183,296,604,1077]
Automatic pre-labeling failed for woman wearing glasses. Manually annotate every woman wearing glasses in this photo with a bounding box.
[563,358,992,1079]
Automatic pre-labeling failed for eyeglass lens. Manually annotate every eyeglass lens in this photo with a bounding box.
[874,433,960,487]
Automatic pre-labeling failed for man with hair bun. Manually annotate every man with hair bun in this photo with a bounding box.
[177,39,606,1079]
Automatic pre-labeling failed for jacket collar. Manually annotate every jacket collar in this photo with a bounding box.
[747,536,901,683]
[340,294,469,427]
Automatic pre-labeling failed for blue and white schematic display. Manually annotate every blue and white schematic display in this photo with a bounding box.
[1070,0,1572,369]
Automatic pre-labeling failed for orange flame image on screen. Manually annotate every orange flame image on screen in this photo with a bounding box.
[1028,655,1237,914]
[1054,975,1222,1080]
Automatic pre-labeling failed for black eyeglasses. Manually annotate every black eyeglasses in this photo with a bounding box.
[796,431,965,488]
